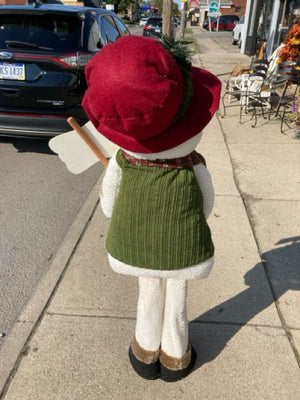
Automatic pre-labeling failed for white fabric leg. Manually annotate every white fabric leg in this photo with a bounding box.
[135,277,165,351]
[161,279,188,359]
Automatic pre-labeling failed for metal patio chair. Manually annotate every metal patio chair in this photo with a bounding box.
[238,59,276,127]
[273,61,300,133]
[222,59,272,124]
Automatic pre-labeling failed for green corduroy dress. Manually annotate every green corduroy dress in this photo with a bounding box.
[106,150,214,271]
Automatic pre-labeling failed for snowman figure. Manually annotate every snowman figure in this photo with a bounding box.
[51,35,221,382]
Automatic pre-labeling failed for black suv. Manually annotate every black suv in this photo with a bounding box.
[143,16,163,38]
[0,4,130,137]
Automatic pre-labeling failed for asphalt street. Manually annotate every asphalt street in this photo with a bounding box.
[0,136,103,342]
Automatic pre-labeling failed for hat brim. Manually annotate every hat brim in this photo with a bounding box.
[88,67,221,153]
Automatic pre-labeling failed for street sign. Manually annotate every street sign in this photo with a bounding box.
[207,12,221,17]
[209,1,219,13]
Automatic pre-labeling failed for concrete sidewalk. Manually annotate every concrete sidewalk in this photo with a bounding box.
[0,28,299,399]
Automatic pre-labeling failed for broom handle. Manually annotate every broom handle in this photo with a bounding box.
[67,117,109,167]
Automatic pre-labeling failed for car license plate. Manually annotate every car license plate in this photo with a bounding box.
[0,62,25,80]
[155,29,160,32]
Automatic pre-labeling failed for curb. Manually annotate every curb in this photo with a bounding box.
[0,175,102,396]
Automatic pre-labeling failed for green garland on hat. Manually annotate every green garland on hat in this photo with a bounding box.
[158,36,194,126]
[158,35,193,71]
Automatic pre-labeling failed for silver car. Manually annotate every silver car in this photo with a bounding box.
[139,17,148,27]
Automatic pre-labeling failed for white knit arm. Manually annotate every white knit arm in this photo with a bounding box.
[100,151,122,218]
[193,163,215,219]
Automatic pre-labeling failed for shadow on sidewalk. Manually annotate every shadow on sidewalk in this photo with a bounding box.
[189,235,300,371]
[0,137,53,154]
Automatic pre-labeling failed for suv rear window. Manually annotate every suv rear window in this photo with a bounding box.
[146,18,162,26]
[0,13,82,52]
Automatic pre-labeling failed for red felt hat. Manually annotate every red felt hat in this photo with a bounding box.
[82,35,221,153]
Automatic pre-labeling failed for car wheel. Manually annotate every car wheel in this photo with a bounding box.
[238,35,242,48]
[232,33,237,45]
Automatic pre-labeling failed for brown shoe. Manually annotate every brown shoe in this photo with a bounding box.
[160,343,196,382]
[129,336,160,380]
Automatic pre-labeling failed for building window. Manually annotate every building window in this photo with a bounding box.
[235,7,242,13]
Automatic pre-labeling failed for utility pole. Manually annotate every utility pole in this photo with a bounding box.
[162,0,173,39]
[180,0,188,38]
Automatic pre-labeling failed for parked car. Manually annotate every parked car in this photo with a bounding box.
[232,15,245,47]
[139,17,148,27]
[210,15,239,31]
[204,15,239,31]
[223,15,240,24]
[203,17,216,30]
[143,16,163,38]
[0,4,130,138]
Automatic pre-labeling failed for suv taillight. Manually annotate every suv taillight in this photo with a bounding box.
[15,52,94,68]
[59,52,94,67]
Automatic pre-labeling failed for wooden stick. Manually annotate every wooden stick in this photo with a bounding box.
[67,117,109,167]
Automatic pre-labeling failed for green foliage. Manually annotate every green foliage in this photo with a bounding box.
[154,0,179,15]
[113,0,179,19]
[111,0,134,13]
[154,0,163,13]
[139,0,179,15]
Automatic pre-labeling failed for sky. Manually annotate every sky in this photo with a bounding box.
[174,0,183,7]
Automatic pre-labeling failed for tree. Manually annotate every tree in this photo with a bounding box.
[153,0,179,16]
[111,0,136,14]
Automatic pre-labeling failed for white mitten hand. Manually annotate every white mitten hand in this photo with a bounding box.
[100,151,122,218]
[49,121,118,174]
[193,164,215,219]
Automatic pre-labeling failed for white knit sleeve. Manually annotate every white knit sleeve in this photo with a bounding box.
[193,163,215,219]
[100,151,122,218]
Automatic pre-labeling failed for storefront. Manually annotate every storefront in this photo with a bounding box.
[242,0,300,58]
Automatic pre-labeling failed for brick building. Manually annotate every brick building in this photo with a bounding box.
[189,0,248,26]
[0,0,27,4]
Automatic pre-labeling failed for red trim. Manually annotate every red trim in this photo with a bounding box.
[14,53,78,68]
[122,150,206,169]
